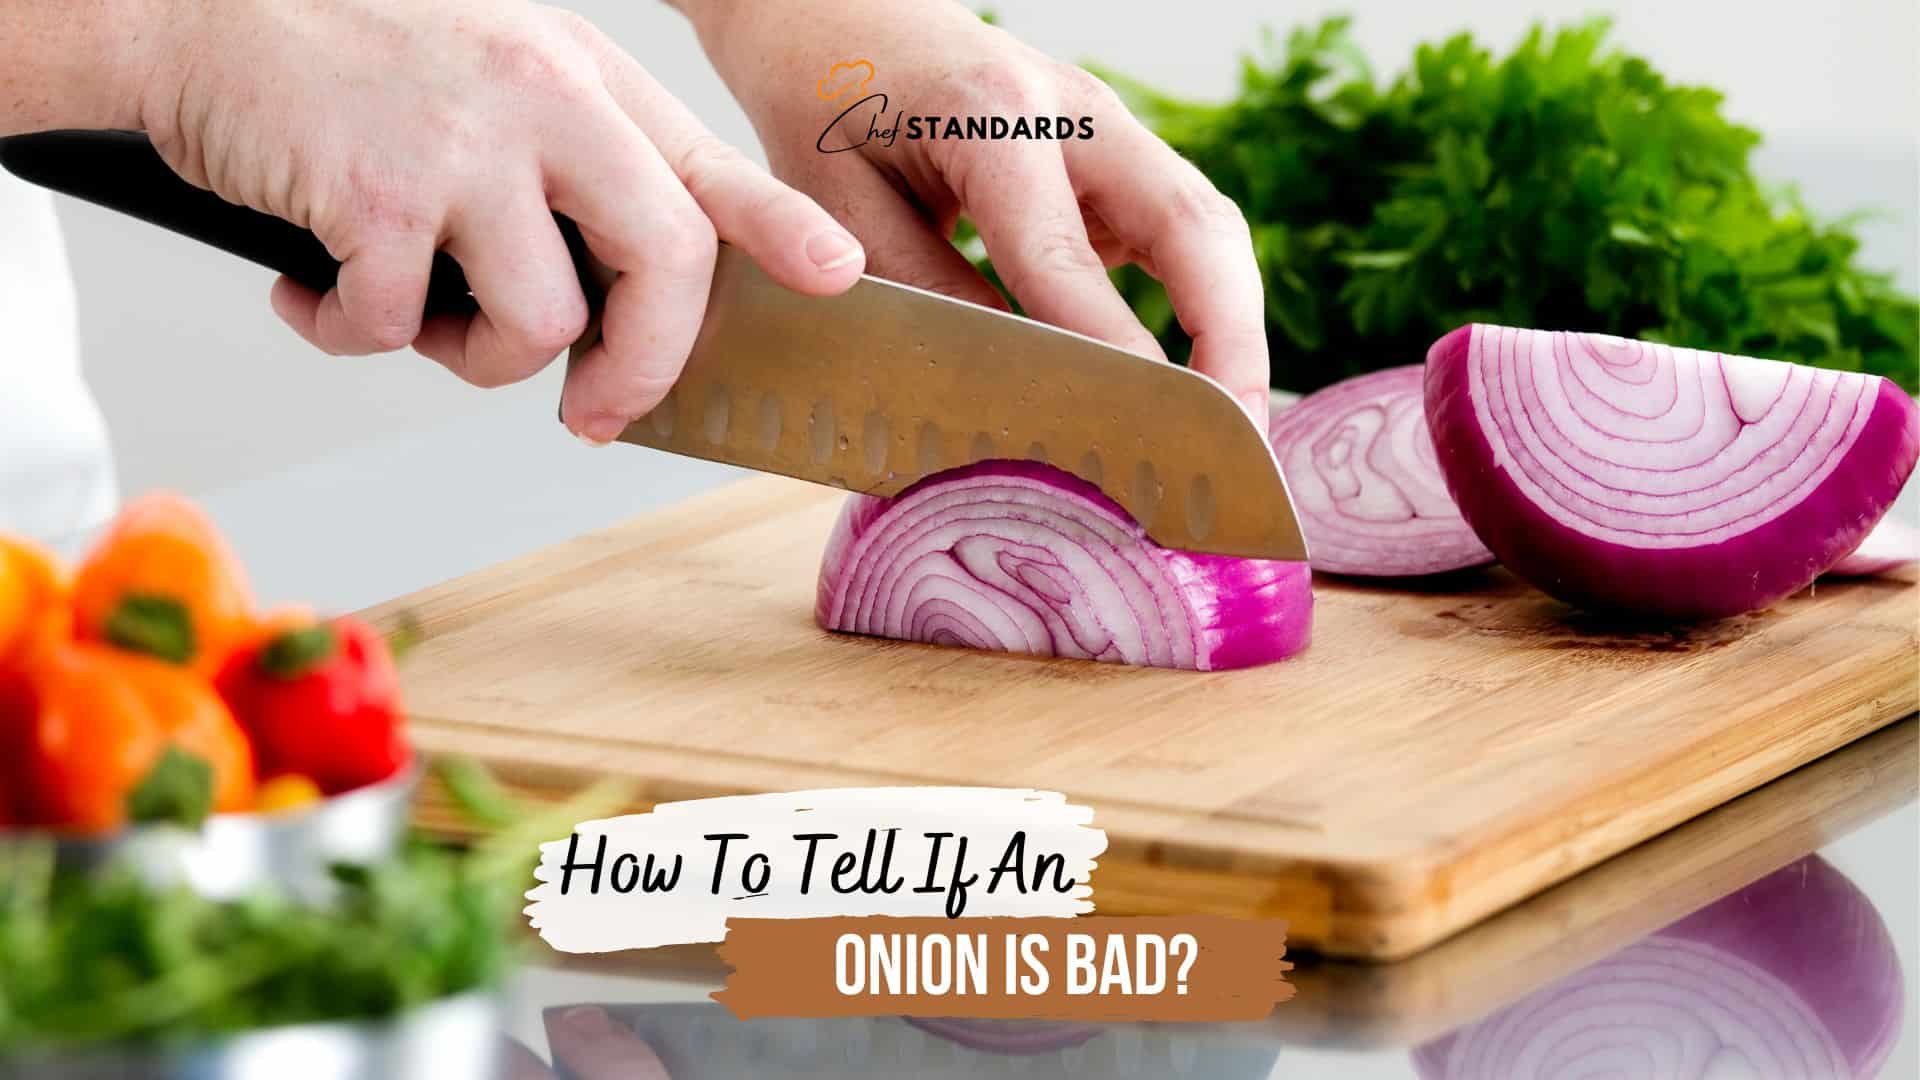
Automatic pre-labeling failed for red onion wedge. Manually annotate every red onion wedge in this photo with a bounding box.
[815,461,1311,670]
[1425,325,1920,619]
[1268,365,1494,576]
[1824,516,1918,577]
[1413,856,1903,1080]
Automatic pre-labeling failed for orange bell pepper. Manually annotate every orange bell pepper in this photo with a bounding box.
[18,641,256,833]
[121,650,257,814]
[72,493,254,676]
[0,533,69,665]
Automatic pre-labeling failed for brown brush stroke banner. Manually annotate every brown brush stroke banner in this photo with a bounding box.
[713,916,1292,1022]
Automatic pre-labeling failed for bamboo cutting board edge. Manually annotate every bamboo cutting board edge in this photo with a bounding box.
[405,684,1907,959]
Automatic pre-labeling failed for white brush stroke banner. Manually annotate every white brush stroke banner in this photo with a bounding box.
[526,787,1107,953]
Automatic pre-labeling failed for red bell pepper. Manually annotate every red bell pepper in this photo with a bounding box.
[216,616,409,795]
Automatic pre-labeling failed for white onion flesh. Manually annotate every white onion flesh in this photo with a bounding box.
[1268,365,1493,576]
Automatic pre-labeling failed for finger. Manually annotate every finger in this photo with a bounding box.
[545,1006,672,1080]
[800,158,1006,309]
[1071,125,1269,425]
[542,98,716,442]
[592,52,865,296]
[268,276,325,347]
[573,20,863,294]
[1083,206,1153,273]
[430,195,588,390]
[946,143,1164,360]
[309,231,438,354]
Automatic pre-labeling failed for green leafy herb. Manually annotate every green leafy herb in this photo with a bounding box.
[985,18,1920,392]
[0,840,512,1049]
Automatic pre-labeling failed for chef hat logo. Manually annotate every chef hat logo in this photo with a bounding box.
[815,59,876,102]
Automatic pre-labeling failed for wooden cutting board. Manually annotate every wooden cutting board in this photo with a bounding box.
[365,476,1918,960]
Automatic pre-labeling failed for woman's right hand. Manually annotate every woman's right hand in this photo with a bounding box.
[137,1,866,445]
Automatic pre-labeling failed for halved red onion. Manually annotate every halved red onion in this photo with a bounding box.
[1413,856,1902,1079]
[1824,516,1918,577]
[815,461,1311,670]
[1426,325,1920,619]
[1268,365,1494,576]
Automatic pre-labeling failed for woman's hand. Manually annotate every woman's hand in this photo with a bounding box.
[683,0,1271,426]
[138,1,867,444]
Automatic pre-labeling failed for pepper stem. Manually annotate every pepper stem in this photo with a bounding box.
[126,746,215,827]
[258,623,338,679]
[103,594,196,665]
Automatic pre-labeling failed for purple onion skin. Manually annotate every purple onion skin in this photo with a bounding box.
[816,460,1311,671]
[1825,517,1918,578]
[1414,856,1903,1080]
[1426,326,1920,620]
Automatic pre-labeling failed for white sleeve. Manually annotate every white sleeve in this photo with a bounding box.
[0,171,118,550]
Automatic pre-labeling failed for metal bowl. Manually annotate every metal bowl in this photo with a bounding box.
[0,989,502,1080]
[0,762,420,903]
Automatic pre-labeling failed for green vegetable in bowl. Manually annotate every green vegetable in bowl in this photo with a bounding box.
[0,759,627,1052]
[975,18,1919,394]
[0,840,508,1048]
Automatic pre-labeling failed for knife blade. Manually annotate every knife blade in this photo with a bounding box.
[1,129,1305,559]
[591,247,1304,558]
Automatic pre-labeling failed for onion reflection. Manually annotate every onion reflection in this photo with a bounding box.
[1413,856,1903,1079]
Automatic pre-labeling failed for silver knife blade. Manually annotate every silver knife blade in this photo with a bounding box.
[573,245,1306,561]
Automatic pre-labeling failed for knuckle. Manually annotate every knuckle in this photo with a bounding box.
[518,298,590,355]
[1058,65,1117,107]
[1027,226,1105,278]
[481,29,592,100]
[1166,180,1248,237]
[671,134,752,199]
[649,207,720,278]
[941,62,1048,115]
[364,322,417,352]
[538,5,601,46]
[610,364,682,418]
[340,161,433,236]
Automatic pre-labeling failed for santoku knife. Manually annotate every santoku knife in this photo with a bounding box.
[0,129,1305,560]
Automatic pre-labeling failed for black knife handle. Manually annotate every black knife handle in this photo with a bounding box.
[0,129,596,320]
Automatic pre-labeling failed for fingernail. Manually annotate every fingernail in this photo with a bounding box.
[806,229,863,272]
[575,414,628,447]
[558,1005,613,1036]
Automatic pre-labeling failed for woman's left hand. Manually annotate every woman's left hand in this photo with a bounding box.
[681,0,1271,427]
